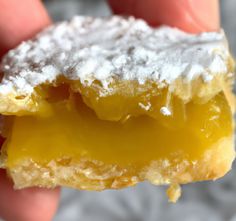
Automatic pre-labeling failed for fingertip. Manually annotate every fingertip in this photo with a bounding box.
[0,0,51,58]
[186,0,220,32]
[0,170,60,221]
[108,0,220,33]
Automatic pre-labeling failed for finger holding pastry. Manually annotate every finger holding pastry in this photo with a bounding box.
[0,1,59,221]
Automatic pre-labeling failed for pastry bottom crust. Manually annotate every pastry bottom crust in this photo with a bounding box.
[1,136,234,194]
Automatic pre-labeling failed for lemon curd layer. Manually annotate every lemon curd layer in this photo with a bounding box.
[3,86,232,169]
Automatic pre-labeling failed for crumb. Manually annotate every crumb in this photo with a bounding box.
[166,183,181,203]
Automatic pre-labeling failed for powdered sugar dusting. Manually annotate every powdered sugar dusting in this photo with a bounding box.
[160,107,172,116]
[0,16,231,95]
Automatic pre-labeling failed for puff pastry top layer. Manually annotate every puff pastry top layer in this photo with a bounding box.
[0,16,232,96]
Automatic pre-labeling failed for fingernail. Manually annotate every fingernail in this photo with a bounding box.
[187,0,220,32]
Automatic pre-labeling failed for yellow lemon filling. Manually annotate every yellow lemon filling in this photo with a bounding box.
[2,83,232,173]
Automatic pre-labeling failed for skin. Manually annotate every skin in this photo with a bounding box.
[0,0,219,220]
[108,0,219,33]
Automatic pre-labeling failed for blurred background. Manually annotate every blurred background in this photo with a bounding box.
[45,0,236,220]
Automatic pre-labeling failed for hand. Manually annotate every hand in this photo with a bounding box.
[108,0,219,33]
[0,0,219,221]
[0,1,59,221]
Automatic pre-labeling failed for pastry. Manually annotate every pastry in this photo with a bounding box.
[0,16,235,202]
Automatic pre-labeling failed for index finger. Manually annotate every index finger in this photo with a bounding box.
[108,0,220,33]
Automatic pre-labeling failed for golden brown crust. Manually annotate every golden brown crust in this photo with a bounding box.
[0,136,234,190]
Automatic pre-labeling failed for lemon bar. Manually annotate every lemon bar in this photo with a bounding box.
[0,16,234,202]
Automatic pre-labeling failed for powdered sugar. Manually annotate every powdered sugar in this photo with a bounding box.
[139,102,151,111]
[160,107,172,116]
[0,16,231,95]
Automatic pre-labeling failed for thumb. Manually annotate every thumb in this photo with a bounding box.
[108,0,220,33]
[0,0,51,58]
